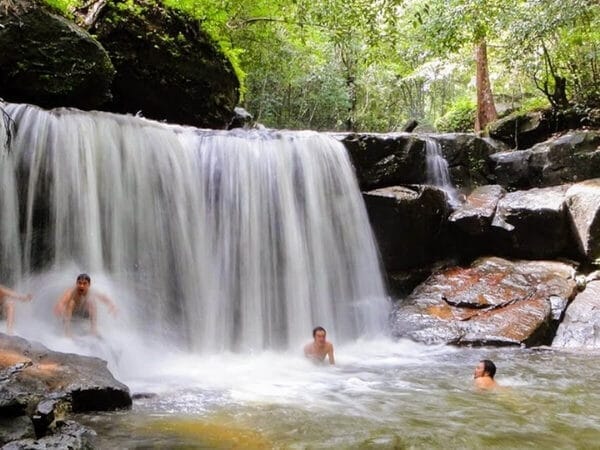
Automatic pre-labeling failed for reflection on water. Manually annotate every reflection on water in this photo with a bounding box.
[75,339,600,449]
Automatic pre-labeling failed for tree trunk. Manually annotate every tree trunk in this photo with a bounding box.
[474,40,498,132]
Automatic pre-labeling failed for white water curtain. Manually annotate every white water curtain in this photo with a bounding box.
[0,103,389,352]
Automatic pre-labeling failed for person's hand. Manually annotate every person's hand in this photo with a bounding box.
[23,294,33,302]
[109,304,118,316]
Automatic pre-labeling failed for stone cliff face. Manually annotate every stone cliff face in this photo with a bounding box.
[341,125,600,348]
[0,0,239,128]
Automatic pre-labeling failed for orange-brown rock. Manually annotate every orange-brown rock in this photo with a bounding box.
[392,257,577,346]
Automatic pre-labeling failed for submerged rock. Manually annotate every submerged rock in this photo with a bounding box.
[392,257,577,346]
[553,281,600,348]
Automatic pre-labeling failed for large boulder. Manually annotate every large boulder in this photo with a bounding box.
[340,133,504,191]
[489,131,600,189]
[341,133,427,190]
[0,334,130,447]
[488,107,581,149]
[363,185,450,272]
[0,0,115,110]
[553,280,600,348]
[90,0,239,128]
[392,257,577,346]
[490,185,573,259]
[0,334,131,414]
[565,179,600,263]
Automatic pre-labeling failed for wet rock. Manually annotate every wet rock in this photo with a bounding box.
[341,133,503,191]
[387,267,434,299]
[0,416,35,445]
[227,107,254,130]
[490,185,572,259]
[0,333,131,413]
[435,133,504,189]
[449,185,505,235]
[565,179,600,263]
[488,107,581,150]
[31,397,70,438]
[0,0,115,110]
[489,131,600,189]
[91,0,239,128]
[342,133,427,190]
[3,420,96,450]
[392,257,577,346]
[489,149,532,190]
[553,281,600,348]
[364,185,450,271]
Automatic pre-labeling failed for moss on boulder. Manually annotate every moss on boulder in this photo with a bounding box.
[0,0,115,109]
[90,0,240,128]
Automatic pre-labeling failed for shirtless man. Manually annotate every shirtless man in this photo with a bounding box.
[304,326,335,365]
[53,273,117,337]
[473,359,500,390]
[0,284,32,335]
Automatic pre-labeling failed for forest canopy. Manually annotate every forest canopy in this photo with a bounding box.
[47,0,599,132]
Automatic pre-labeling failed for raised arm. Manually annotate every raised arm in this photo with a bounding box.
[327,343,335,365]
[0,284,32,302]
[96,292,118,315]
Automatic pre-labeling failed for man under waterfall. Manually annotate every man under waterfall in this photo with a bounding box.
[0,284,33,335]
[53,273,117,337]
[304,326,335,365]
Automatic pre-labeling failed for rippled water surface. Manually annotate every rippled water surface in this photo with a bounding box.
[74,339,600,449]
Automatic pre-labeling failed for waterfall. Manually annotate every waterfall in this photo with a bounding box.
[0,103,389,352]
[424,138,459,204]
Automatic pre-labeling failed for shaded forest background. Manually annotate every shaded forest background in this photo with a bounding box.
[46,0,599,132]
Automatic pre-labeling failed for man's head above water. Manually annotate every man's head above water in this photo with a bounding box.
[475,359,496,379]
[76,273,91,296]
[312,326,327,345]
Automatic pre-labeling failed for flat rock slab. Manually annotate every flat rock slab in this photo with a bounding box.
[0,333,131,414]
[392,257,577,346]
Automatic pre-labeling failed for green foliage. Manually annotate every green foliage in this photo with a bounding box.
[39,0,600,130]
[435,98,476,132]
[42,0,79,14]
[517,97,550,114]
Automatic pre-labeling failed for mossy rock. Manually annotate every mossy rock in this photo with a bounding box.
[0,0,115,109]
[91,0,240,128]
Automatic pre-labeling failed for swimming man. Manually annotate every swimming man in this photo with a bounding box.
[304,326,335,365]
[53,273,117,337]
[473,359,500,390]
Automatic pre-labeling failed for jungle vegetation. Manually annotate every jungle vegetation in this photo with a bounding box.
[47,0,600,132]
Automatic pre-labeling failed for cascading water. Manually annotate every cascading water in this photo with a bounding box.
[424,137,460,205]
[0,102,389,353]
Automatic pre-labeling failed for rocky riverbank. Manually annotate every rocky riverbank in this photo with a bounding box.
[0,333,131,449]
